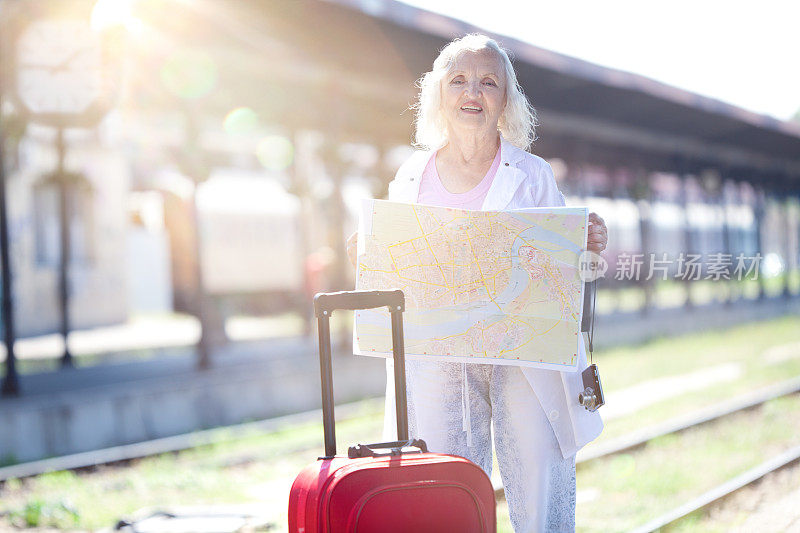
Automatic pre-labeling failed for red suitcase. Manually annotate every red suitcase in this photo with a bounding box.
[288,289,496,533]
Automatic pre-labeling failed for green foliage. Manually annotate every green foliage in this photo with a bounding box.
[5,498,79,529]
[37,470,80,489]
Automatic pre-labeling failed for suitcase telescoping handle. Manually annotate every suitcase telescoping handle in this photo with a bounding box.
[348,438,428,459]
[314,289,408,459]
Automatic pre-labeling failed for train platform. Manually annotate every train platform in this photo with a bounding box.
[0,319,386,464]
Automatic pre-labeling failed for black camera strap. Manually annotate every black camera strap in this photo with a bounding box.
[588,279,596,363]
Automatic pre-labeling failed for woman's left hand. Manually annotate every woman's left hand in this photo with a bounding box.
[587,212,608,254]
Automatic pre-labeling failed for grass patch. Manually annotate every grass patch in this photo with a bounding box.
[1,315,799,531]
[597,357,800,442]
[0,407,383,531]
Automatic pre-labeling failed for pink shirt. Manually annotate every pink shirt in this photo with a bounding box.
[416,148,501,209]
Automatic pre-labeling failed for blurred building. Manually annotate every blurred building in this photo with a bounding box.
[1,0,799,341]
[3,121,131,337]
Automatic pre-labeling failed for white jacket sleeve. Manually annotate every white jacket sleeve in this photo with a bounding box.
[534,162,567,208]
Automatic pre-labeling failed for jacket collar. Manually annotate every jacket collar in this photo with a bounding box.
[392,134,529,210]
[481,135,527,210]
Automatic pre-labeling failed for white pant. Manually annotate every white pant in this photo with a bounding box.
[385,358,576,533]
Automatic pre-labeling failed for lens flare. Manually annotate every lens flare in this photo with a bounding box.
[256,135,294,171]
[762,253,784,278]
[160,50,217,99]
[223,107,259,135]
[91,0,135,31]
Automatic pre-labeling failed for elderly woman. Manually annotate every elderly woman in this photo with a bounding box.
[348,34,607,532]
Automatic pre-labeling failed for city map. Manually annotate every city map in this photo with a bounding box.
[354,199,587,371]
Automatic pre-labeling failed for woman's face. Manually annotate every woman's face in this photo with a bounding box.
[440,49,507,139]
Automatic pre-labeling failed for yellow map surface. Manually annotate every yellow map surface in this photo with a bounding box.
[354,200,587,370]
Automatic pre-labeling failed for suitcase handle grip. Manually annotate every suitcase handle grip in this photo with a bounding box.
[347,439,428,459]
[314,289,405,316]
[315,289,409,459]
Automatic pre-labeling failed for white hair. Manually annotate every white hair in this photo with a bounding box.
[413,34,537,150]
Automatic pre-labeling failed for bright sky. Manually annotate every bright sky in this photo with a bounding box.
[399,0,800,121]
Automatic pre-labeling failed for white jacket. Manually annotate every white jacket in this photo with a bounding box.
[385,136,603,459]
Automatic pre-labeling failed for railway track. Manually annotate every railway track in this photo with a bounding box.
[629,444,800,533]
[2,376,799,532]
[494,376,800,531]
[588,376,800,533]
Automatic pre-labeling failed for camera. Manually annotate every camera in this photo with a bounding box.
[578,363,604,412]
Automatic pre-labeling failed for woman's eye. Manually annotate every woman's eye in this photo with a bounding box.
[450,79,463,85]
[483,80,497,87]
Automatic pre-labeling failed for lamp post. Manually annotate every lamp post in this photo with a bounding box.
[0,4,19,396]
[5,2,122,371]
[0,99,19,397]
[55,127,73,367]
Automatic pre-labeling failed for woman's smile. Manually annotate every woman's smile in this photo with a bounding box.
[460,101,484,113]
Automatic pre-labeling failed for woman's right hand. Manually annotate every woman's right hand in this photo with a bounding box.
[346,231,358,268]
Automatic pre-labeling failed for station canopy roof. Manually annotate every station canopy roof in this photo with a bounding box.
[129,0,800,178]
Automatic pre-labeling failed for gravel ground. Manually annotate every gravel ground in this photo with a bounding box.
[692,458,800,532]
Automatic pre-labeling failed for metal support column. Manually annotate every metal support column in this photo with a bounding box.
[190,185,210,370]
[635,170,653,315]
[723,181,739,303]
[181,110,211,370]
[754,187,766,301]
[720,177,733,306]
[0,103,19,396]
[780,182,793,299]
[681,174,694,309]
[56,127,73,368]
